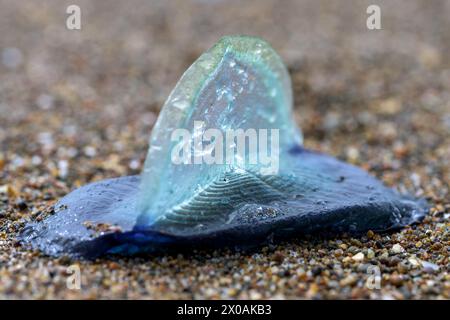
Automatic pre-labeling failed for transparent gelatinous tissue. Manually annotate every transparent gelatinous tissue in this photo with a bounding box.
[20,36,428,258]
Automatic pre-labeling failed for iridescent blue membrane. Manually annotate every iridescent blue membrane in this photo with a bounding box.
[20,36,428,258]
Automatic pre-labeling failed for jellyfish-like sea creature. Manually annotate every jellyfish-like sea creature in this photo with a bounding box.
[21,36,427,257]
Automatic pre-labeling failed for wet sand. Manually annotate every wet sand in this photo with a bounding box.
[0,0,448,299]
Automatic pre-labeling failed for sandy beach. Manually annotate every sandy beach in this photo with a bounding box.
[0,0,448,299]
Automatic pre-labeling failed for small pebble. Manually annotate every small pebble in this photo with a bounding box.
[422,261,440,274]
[352,252,365,262]
[391,244,405,254]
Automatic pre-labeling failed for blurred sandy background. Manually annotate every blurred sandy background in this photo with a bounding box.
[1,0,449,119]
[0,0,448,299]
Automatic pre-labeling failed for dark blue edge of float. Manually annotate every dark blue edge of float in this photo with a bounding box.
[72,197,428,259]
[19,146,430,259]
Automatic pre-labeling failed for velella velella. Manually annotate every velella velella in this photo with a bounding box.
[20,35,428,258]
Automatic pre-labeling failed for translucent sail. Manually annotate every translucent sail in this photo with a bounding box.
[137,36,302,226]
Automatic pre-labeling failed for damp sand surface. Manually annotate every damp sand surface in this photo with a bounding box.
[0,0,449,299]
